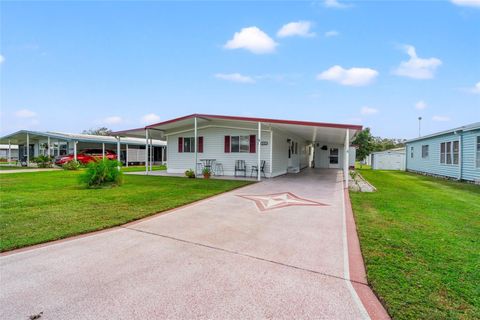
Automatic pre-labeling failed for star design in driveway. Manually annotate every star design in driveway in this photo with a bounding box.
[237,192,329,212]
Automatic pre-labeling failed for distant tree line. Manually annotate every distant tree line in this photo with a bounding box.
[352,128,406,161]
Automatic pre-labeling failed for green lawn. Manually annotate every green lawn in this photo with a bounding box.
[0,170,251,252]
[350,170,480,320]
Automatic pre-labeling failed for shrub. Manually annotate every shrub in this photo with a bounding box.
[202,167,211,179]
[185,169,195,178]
[79,159,123,188]
[33,155,53,168]
[62,160,81,170]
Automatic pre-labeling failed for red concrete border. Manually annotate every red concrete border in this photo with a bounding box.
[344,188,391,320]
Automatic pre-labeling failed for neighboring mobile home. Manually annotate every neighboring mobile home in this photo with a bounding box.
[0,130,166,166]
[114,114,360,185]
[370,147,406,171]
[405,122,480,182]
[0,144,19,161]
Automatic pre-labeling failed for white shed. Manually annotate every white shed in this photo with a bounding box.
[371,147,406,171]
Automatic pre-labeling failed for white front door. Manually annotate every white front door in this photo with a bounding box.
[328,148,340,168]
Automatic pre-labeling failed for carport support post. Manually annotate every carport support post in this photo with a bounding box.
[102,143,105,159]
[8,140,11,163]
[116,137,121,171]
[150,138,153,171]
[145,129,149,174]
[26,133,30,166]
[194,117,198,176]
[73,140,78,161]
[344,129,349,188]
[125,144,129,167]
[257,122,261,181]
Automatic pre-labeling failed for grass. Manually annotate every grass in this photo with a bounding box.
[0,170,251,252]
[121,164,166,172]
[350,170,480,320]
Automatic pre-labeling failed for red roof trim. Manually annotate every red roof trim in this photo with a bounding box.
[145,113,362,131]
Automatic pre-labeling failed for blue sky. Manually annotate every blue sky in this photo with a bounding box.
[1,0,479,139]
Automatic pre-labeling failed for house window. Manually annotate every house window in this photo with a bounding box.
[440,142,446,164]
[453,141,459,165]
[422,145,429,158]
[410,146,414,158]
[440,141,459,165]
[476,136,480,168]
[231,136,249,153]
[446,142,452,164]
[183,137,195,153]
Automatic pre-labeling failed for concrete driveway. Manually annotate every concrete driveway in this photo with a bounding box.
[0,169,372,319]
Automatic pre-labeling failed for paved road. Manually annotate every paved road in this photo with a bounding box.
[0,169,369,319]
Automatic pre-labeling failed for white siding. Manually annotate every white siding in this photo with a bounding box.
[270,128,309,176]
[167,127,271,177]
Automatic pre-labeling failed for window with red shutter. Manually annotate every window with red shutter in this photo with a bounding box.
[224,136,231,153]
[198,137,204,153]
[249,135,256,153]
[178,137,183,153]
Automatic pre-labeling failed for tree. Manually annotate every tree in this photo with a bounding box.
[352,128,374,161]
[82,127,112,136]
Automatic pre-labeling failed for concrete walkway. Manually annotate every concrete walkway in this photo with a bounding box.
[0,169,376,319]
[0,168,60,174]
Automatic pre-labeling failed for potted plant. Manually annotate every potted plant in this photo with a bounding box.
[185,169,195,178]
[202,167,211,179]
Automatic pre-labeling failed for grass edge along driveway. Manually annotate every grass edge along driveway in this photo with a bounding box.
[0,170,252,252]
[350,170,480,320]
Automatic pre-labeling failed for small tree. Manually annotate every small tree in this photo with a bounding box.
[352,128,374,162]
[82,127,112,136]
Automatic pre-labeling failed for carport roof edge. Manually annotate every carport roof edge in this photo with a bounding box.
[0,130,166,146]
[112,113,363,136]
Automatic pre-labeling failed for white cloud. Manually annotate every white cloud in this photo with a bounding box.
[0,54,4,64]
[324,0,351,9]
[142,113,161,124]
[393,45,442,79]
[324,30,339,37]
[103,116,123,125]
[15,109,37,118]
[214,73,255,84]
[317,65,379,86]
[224,26,278,54]
[415,100,428,110]
[360,106,378,115]
[451,0,480,8]
[277,21,315,38]
[433,115,451,122]
[466,81,480,94]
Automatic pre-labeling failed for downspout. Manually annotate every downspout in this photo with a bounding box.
[458,131,463,180]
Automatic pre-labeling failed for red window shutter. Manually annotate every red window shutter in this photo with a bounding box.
[198,137,203,153]
[224,136,230,153]
[250,135,256,153]
[178,137,183,153]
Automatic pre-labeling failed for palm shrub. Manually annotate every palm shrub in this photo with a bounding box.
[79,159,123,188]
[62,160,81,170]
[33,155,53,168]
